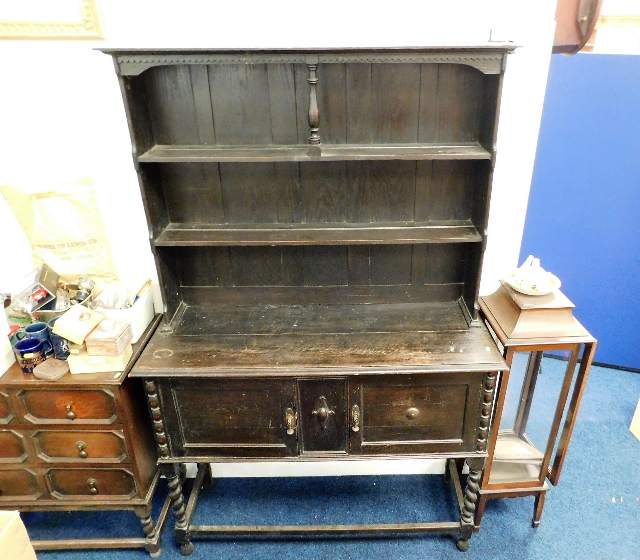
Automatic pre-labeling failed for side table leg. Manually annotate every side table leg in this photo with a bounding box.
[458,460,483,551]
[135,506,161,558]
[532,492,546,528]
[474,494,488,531]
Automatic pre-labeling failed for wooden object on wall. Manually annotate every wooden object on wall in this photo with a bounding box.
[553,0,602,54]
[0,317,170,556]
[103,45,515,554]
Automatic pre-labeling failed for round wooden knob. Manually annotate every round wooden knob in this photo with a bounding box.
[406,407,420,420]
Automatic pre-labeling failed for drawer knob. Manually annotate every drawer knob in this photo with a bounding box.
[311,396,335,430]
[351,404,361,433]
[65,404,76,420]
[284,407,297,436]
[406,407,420,420]
[76,441,88,459]
[87,478,98,495]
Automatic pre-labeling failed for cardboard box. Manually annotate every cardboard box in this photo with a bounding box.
[86,320,132,356]
[0,511,37,560]
[52,304,103,345]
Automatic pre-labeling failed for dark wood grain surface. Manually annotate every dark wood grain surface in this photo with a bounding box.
[133,301,504,376]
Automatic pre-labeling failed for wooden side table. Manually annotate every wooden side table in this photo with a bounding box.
[476,284,596,528]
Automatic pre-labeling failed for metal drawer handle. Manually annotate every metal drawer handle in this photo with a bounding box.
[87,478,98,495]
[76,441,88,459]
[65,404,76,420]
[311,396,335,430]
[351,404,361,433]
[284,407,297,436]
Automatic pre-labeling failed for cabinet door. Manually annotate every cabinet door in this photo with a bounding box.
[299,379,347,455]
[159,379,298,458]
[349,373,484,455]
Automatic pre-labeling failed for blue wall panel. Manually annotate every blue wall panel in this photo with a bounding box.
[520,53,640,369]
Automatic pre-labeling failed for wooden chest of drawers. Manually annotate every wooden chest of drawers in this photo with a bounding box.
[0,317,169,556]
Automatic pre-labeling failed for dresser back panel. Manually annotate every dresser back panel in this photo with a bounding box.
[137,63,494,147]
[164,243,469,305]
[146,160,486,227]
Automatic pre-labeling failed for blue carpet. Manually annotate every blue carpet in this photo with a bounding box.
[29,357,640,559]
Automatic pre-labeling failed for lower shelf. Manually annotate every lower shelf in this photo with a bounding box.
[488,462,541,484]
[493,432,544,465]
[153,221,482,246]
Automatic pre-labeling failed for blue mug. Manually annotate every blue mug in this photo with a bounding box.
[48,318,70,360]
[17,322,53,357]
[14,337,46,373]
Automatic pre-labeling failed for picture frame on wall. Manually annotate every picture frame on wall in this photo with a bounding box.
[0,0,102,40]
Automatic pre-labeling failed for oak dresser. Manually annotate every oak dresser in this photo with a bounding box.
[103,45,514,554]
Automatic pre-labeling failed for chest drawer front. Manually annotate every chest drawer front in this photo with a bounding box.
[0,391,13,424]
[34,430,127,463]
[350,373,484,454]
[19,389,118,425]
[160,379,298,458]
[0,430,28,463]
[47,468,136,499]
[0,468,41,500]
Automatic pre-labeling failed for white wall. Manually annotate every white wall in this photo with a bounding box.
[0,0,556,476]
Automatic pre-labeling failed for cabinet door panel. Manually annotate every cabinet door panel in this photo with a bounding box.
[160,379,298,457]
[299,379,347,454]
[349,373,484,454]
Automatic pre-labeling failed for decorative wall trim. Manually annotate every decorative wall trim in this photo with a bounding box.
[0,0,102,40]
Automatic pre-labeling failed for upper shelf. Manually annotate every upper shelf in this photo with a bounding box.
[138,143,492,163]
[154,221,483,247]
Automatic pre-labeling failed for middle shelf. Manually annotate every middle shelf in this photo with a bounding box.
[153,221,483,247]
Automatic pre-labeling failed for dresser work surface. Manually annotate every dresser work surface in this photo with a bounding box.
[104,45,513,554]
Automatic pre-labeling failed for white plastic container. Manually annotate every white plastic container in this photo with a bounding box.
[95,284,154,343]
